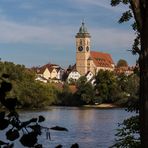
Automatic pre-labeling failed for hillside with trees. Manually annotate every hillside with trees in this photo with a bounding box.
[0,61,59,108]
[0,60,139,108]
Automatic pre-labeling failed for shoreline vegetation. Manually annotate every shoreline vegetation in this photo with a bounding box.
[18,104,120,111]
[0,61,139,110]
[83,103,119,109]
[0,104,120,112]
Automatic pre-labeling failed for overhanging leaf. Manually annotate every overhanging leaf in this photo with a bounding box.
[1,82,12,92]
[6,129,20,141]
[118,10,132,23]
[35,144,43,148]
[50,126,68,131]
[30,118,38,123]
[0,119,9,130]
[0,140,8,145]
[4,98,18,111]
[20,132,37,147]
[38,115,45,122]
[2,74,10,79]
[29,125,42,135]
[0,111,5,120]
[55,144,63,148]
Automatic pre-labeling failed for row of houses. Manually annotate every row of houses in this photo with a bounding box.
[33,62,134,84]
[32,63,95,84]
[32,63,64,83]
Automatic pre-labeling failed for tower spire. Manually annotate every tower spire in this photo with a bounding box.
[78,20,89,34]
[76,22,91,75]
[82,19,85,25]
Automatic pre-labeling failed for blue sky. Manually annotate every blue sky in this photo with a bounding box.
[0,0,138,68]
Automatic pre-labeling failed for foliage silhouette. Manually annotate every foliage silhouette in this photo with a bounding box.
[110,0,148,147]
[110,75,140,147]
[0,74,78,148]
[0,73,47,147]
[50,126,68,131]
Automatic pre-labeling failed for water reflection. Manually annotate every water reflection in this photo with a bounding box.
[0,107,134,148]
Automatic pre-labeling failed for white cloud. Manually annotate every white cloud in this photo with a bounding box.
[77,0,111,8]
[71,0,128,12]
[0,19,73,46]
[90,27,135,50]
[0,17,135,52]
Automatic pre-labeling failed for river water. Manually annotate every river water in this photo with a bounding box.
[0,107,135,148]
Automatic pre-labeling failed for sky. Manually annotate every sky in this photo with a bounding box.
[0,0,138,68]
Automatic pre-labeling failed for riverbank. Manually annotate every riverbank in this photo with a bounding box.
[83,103,119,109]
[20,104,120,111]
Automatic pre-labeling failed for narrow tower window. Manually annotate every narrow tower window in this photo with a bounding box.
[80,39,82,46]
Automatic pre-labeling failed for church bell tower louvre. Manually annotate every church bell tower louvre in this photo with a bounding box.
[75,21,91,76]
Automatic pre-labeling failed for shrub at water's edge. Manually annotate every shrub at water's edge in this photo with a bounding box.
[56,70,139,107]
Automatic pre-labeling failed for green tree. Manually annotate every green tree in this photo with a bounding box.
[76,76,94,104]
[113,74,129,104]
[115,73,139,106]
[94,70,117,103]
[56,83,73,106]
[111,74,140,148]
[110,116,140,148]
[126,74,139,99]
[117,59,128,67]
[16,82,56,108]
[111,0,148,146]
[0,61,57,108]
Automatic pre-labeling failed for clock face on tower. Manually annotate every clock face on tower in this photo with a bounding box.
[78,46,83,51]
[86,46,89,51]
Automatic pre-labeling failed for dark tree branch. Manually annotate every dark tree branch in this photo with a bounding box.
[130,0,143,32]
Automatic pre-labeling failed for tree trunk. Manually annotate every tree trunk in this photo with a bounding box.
[139,6,148,148]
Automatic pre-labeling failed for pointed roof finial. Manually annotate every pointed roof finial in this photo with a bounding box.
[82,19,85,25]
[76,20,91,38]
[79,19,88,33]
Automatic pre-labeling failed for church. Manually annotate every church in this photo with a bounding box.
[75,22,115,75]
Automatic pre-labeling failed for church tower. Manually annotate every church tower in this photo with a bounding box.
[76,22,91,75]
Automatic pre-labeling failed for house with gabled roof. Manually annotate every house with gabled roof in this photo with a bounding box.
[85,71,94,82]
[34,63,65,83]
[67,69,81,83]
[76,22,115,75]
[35,75,48,83]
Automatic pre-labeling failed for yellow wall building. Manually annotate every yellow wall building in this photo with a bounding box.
[76,22,115,75]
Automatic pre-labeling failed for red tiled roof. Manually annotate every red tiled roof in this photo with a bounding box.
[66,64,77,73]
[36,63,61,74]
[90,51,114,68]
[48,67,54,73]
[36,67,46,74]
[42,63,53,69]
